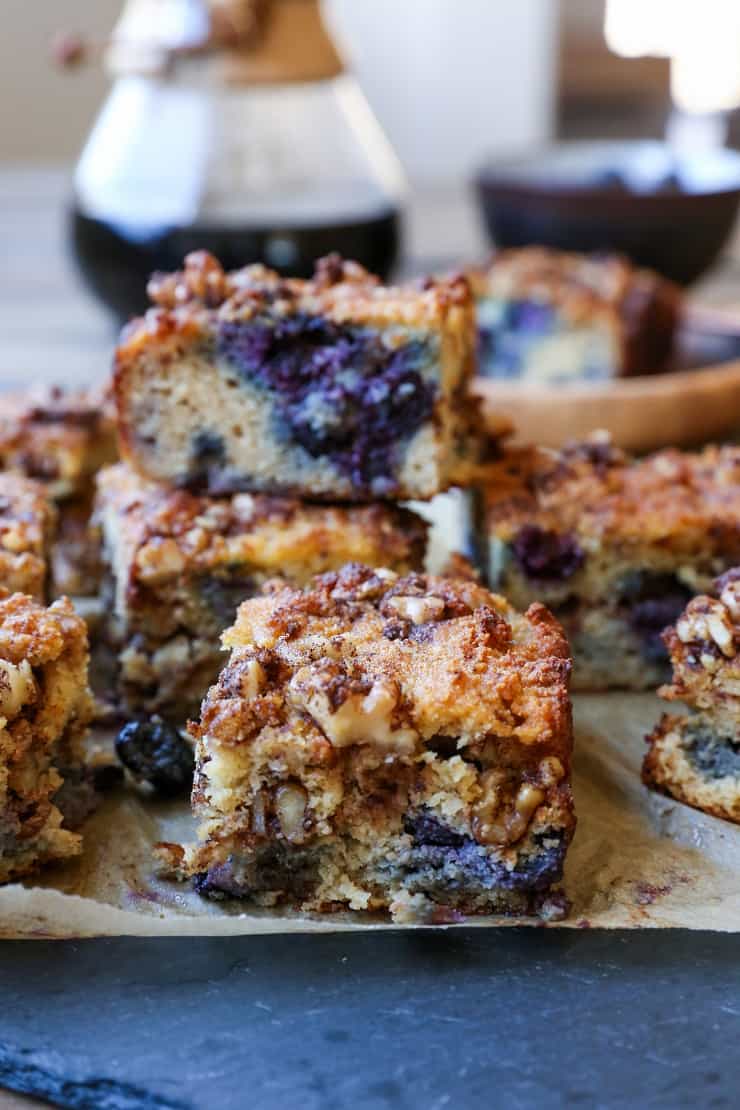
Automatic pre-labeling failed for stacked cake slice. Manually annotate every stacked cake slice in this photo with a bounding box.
[101,252,478,722]
[643,570,740,823]
[102,250,577,921]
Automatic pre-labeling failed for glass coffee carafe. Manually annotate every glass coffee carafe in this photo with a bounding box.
[65,0,406,320]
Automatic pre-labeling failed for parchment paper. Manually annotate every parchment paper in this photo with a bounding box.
[1,494,738,937]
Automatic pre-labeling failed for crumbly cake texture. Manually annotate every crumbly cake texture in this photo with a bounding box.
[0,591,94,882]
[114,252,479,502]
[0,472,56,601]
[98,464,428,720]
[477,437,740,691]
[469,247,680,383]
[0,385,117,500]
[643,570,740,823]
[0,385,117,597]
[163,564,575,923]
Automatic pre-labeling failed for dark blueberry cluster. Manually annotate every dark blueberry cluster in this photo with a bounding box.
[511,524,585,582]
[403,810,566,892]
[478,299,556,379]
[685,718,740,780]
[115,717,195,797]
[217,313,436,494]
[618,571,692,662]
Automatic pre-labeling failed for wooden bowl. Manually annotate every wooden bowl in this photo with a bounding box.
[475,357,740,452]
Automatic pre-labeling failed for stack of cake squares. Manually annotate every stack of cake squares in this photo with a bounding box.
[104,249,576,921]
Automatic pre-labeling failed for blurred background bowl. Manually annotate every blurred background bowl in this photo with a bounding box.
[475,140,740,285]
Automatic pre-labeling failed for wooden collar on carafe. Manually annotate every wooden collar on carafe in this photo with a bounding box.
[104,0,344,82]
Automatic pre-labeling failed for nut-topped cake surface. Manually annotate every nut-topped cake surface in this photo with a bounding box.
[114,252,478,502]
[163,564,575,922]
[98,464,428,719]
[0,385,116,500]
[0,472,56,601]
[0,385,117,597]
[477,437,740,690]
[469,247,680,383]
[643,570,740,823]
[0,590,94,882]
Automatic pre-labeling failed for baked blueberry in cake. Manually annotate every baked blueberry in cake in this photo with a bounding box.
[97,464,428,721]
[0,590,95,882]
[469,248,680,383]
[0,385,117,597]
[114,252,479,502]
[0,472,56,601]
[643,570,740,823]
[159,564,575,922]
[476,437,740,690]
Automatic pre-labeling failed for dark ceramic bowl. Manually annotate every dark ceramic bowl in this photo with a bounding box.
[475,140,740,285]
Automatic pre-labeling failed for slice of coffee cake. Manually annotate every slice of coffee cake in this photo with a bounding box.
[98,464,428,720]
[0,472,55,601]
[469,247,680,383]
[164,565,575,922]
[0,591,94,882]
[643,570,740,823]
[0,385,117,597]
[476,437,740,690]
[114,252,478,502]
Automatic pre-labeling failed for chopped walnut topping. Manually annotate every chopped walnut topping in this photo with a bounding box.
[385,595,445,625]
[288,667,417,753]
[719,578,740,623]
[676,599,736,658]
[0,658,36,722]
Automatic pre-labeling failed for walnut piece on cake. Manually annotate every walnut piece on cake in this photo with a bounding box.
[114,252,479,502]
[0,472,56,601]
[476,437,740,691]
[0,591,94,882]
[164,564,575,923]
[469,247,680,383]
[0,385,117,597]
[643,569,740,823]
[97,464,428,721]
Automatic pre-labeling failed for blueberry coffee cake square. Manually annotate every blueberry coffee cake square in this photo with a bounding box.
[0,591,94,882]
[476,438,740,691]
[0,472,55,601]
[0,385,116,501]
[643,570,740,823]
[162,564,575,922]
[114,251,478,502]
[469,248,680,383]
[97,464,428,720]
[0,385,117,597]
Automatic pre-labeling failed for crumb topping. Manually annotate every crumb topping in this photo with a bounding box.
[483,438,740,558]
[118,251,474,356]
[97,464,427,589]
[201,564,572,754]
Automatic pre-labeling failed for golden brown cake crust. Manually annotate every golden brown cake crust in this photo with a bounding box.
[660,570,740,724]
[0,590,93,883]
[0,472,55,601]
[98,463,428,594]
[483,440,740,559]
[214,565,572,754]
[0,385,116,499]
[124,251,474,343]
